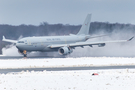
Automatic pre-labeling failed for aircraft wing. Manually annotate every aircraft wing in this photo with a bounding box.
[2,36,17,43]
[48,37,134,48]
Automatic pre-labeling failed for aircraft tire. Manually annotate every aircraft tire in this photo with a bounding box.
[24,54,27,57]
[23,50,27,58]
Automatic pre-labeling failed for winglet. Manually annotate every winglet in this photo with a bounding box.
[127,36,134,41]
[3,36,5,40]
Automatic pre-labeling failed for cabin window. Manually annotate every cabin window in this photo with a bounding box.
[18,41,24,43]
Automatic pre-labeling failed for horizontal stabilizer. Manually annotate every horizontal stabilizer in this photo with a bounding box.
[2,36,17,43]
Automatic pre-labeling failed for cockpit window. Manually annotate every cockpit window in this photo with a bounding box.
[18,41,24,43]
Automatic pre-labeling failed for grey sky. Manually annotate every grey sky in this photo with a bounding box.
[0,0,135,25]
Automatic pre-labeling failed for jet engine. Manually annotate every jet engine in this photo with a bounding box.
[98,43,105,47]
[58,47,73,55]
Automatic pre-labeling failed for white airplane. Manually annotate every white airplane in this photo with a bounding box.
[2,14,134,57]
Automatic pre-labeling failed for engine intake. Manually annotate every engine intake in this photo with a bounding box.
[58,47,73,55]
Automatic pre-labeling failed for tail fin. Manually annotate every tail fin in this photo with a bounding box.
[77,14,91,35]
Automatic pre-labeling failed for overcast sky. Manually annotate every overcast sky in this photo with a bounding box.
[0,0,135,25]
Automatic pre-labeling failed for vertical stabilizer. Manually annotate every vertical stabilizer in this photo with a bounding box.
[77,14,91,35]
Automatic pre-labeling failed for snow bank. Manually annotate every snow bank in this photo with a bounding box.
[0,57,135,69]
[0,69,135,90]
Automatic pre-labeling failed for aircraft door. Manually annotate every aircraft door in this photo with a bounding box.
[28,40,31,45]
[40,39,44,46]
[26,40,31,45]
[25,40,27,44]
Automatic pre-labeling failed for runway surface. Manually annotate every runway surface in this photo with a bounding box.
[1,56,135,74]
[0,55,66,59]
[1,65,135,74]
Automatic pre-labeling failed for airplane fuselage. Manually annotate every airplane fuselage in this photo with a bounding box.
[16,35,86,52]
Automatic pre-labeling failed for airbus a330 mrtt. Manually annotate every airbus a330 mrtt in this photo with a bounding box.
[2,14,134,57]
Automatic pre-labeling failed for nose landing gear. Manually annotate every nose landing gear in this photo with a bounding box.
[23,50,27,58]
[18,50,27,58]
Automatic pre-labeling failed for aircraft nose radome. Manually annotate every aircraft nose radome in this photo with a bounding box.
[16,43,20,49]
[16,43,19,48]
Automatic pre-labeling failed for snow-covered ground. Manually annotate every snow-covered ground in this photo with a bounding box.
[0,69,135,90]
[0,57,135,69]
[0,57,135,90]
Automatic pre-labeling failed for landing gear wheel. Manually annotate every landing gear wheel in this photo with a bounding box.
[24,54,27,57]
[23,50,27,58]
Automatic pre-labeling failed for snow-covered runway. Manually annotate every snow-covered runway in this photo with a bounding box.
[0,57,135,69]
[0,57,135,90]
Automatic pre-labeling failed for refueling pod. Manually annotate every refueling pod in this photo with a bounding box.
[98,43,105,47]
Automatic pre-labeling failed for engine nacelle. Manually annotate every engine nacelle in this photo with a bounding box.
[98,43,105,47]
[58,47,73,55]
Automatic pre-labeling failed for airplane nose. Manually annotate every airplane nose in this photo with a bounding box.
[16,43,19,48]
[16,43,20,49]
[16,42,25,50]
